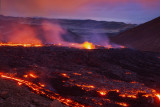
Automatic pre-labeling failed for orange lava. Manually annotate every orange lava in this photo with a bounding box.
[23,75,28,78]
[120,94,137,99]
[18,82,22,86]
[61,73,70,78]
[39,83,45,87]
[76,84,95,89]
[0,73,86,107]
[1,71,160,106]
[0,43,42,47]
[0,41,126,50]
[116,102,128,107]
[73,73,82,76]
[82,41,95,49]
[29,73,38,78]
[156,94,160,100]
[98,91,107,96]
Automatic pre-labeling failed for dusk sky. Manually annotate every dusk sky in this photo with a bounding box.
[1,0,160,24]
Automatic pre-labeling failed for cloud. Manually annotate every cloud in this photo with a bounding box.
[2,0,159,14]
[1,0,160,23]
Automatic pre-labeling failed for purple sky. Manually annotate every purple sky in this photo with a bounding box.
[1,0,160,24]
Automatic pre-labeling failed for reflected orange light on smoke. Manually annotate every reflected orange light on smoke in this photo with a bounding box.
[106,45,113,49]
[82,41,95,49]
[120,46,126,48]
[3,0,159,17]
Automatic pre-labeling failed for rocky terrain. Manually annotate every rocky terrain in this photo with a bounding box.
[0,46,160,107]
[0,78,52,107]
[110,16,160,52]
[0,15,160,107]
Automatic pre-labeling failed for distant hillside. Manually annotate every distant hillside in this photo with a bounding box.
[0,15,136,44]
[58,19,136,37]
[110,16,160,52]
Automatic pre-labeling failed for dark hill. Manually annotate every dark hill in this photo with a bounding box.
[110,16,160,52]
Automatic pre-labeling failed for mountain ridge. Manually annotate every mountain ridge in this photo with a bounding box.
[110,16,160,52]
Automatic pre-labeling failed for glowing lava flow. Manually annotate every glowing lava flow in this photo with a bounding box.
[29,73,38,78]
[0,41,126,50]
[98,91,107,96]
[116,102,128,107]
[0,73,86,107]
[82,41,95,49]
[0,43,42,47]
[0,42,96,49]
[156,94,160,100]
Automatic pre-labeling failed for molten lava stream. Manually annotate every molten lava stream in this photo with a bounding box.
[82,41,95,49]
[0,43,42,47]
[0,42,125,50]
[0,73,86,107]
[0,42,96,49]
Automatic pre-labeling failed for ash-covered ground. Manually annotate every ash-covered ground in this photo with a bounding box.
[0,46,160,107]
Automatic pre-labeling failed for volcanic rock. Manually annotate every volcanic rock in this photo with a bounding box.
[50,100,68,107]
[0,78,62,107]
[0,46,160,106]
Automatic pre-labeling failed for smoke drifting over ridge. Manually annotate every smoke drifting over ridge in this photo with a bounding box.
[42,22,66,44]
[7,24,42,44]
[0,21,67,45]
[0,17,124,49]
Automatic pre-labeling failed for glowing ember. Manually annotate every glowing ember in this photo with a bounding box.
[126,95,137,99]
[29,73,38,78]
[18,82,22,85]
[82,41,95,49]
[75,84,95,89]
[73,73,82,76]
[116,102,128,107]
[120,94,137,99]
[98,91,107,96]
[156,94,160,100]
[39,83,45,87]
[23,75,28,78]
[61,73,70,78]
